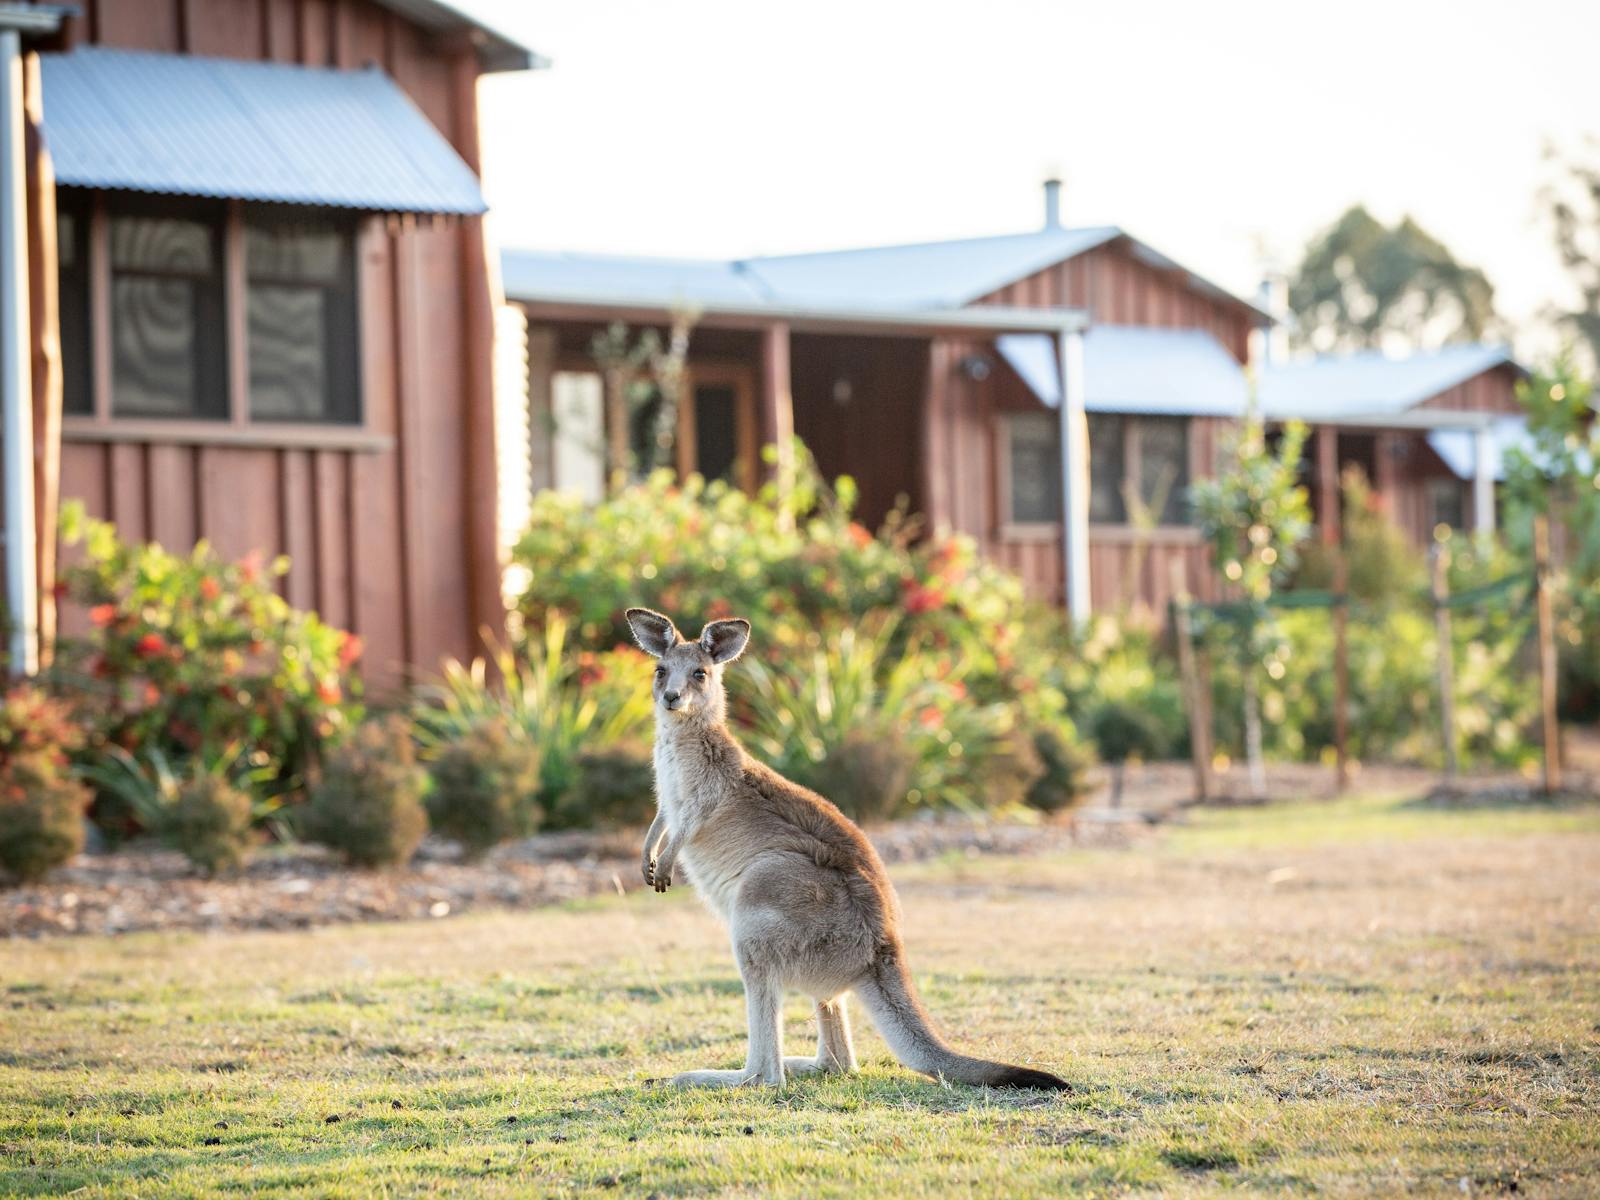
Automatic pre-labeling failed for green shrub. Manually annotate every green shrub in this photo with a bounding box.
[1024,724,1096,815]
[507,444,1029,677]
[1294,466,1426,605]
[808,728,918,823]
[739,619,1017,817]
[427,720,543,857]
[414,621,654,826]
[0,757,89,883]
[563,744,657,830]
[167,773,255,877]
[55,503,361,816]
[78,745,270,874]
[301,718,428,867]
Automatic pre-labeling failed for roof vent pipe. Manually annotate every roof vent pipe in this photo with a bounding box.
[1043,177,1062,229]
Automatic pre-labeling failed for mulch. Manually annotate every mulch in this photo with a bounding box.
[0,815,1101,940]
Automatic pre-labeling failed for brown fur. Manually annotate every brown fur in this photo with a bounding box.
[625,606,1069,1091]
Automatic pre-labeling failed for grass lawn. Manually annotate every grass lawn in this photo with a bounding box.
[2,792,1597,1197]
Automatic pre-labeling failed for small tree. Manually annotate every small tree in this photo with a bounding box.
[1502,354,1600,718]
[1191,413,1312,799]
[588,306,698,489]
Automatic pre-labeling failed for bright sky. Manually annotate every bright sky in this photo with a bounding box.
[472,0,1600,359]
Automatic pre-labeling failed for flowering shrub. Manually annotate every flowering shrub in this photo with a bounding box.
[55,503,361,811]
[507,444,1028,670]
[0,684,92,882]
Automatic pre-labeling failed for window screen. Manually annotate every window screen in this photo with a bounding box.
[109,202,227,418]
[246,210,360,423]
[1137,416,1190,525]
[1087,414,1126,523]
[1007,412,1061,524]
[56,192,92,416]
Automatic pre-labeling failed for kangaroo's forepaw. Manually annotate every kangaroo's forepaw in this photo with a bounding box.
[642,859,655,886]
[653,872,672,892]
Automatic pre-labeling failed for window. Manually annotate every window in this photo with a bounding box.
[56,192,92,417]
[1088,414,1126,523]
[1136,416,1190,525]
[1003,412,1194,528]
[1428,478,1465,532]
[54,191,365,430]
[247,209,360,422]
[109,200,227,418]
[1006,412,1062,524]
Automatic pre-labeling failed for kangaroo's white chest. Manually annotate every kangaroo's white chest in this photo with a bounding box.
[651,728,743,921]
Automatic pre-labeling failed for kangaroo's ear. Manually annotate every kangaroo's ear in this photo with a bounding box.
[625,607,679,658]
[699,618,751,664]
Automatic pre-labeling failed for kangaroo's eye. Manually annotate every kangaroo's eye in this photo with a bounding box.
[654,667,665,679]
[693,669,707,682]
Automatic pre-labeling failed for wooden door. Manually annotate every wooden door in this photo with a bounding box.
[678,362,758,493]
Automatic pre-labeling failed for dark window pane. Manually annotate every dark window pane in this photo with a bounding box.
[56,196,92,416]
[109,202,226,418]
[694,383,737,481]
[1137,416,1190,525]
[1428,479,1464,531]
[628,384,666,476]
[246,209,360,423]
[248,286,326,420]
[1088,414,1126,523]
[1008,413,1061,524]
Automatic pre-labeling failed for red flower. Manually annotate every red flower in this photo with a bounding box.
[847,522,873,549]
[239,550,263,584]
[134,632,166,658]
[917,705,943,729]
[903,585,944,614]
[316,679,342,705]
[142,681,161,707]
[89,604,117,627]
[338,632,364,667]
[948,681,967,700]
[199,577,221,602]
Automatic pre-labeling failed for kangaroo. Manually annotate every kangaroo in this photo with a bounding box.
[625,606,1070,1091]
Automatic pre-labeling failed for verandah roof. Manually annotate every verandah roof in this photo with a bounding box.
[39,48,488,215]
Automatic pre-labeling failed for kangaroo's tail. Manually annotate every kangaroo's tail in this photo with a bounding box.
[853,949,1070,1090]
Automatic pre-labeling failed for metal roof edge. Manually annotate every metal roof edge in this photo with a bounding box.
[371,0,545,73]
[511,289,1089,334]
[0,3,74,34]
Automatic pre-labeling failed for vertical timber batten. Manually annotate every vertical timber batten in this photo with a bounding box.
[1472,427,1495,537]
[23,48,59,665]
[1056,326,1090,623]
[759,322,794,510]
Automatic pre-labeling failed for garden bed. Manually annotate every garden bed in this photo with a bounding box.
[0,814,1091,940]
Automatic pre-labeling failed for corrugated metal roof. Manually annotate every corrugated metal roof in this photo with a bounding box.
[1257,344,1524,421]
[503,225,1270,320]
[1426,416,1533,482]
[40,48,488,214]
[996,326,1249,417]
[743,227,1120,309]
[500,250,771,309]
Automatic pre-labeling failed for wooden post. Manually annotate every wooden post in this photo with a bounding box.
[759,321,794,520]
[1316,425,1340,547]
[1533,515,1563,794]
[22,51,58,666]
[1332,549,1350,792]
[1170,557,1211,803]
[1430,543,1458,783]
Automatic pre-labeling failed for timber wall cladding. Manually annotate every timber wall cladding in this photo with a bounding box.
[974,240,1256,365]
[56,0,490,686]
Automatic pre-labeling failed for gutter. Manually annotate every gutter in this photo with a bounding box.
[511,289,1090,336]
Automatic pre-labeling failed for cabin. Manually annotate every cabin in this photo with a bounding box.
[0,0,540,687]
[1258,345,1529,546]
[501,181,1270,622]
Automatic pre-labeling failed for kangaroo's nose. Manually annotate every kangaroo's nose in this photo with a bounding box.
[662,690,680,705]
